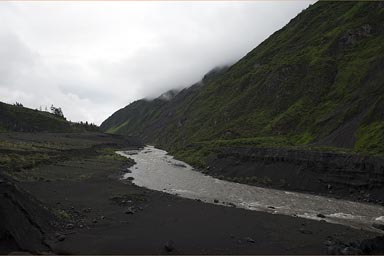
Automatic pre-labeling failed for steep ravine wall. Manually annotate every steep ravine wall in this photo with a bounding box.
[205,147,384,204]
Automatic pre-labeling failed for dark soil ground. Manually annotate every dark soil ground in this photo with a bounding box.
[0,132,382,254]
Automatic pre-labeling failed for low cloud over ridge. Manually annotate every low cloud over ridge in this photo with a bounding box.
[0,1,313,124]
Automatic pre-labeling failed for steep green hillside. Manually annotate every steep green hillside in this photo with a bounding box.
[101,1,384,165]
[0,102,98,132]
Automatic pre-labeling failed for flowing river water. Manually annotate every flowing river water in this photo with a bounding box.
[117,146,384,233]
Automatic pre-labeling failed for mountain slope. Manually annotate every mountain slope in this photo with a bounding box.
[0,102,97,132]
[101,1,384,164]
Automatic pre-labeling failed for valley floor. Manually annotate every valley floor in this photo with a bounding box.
[0,132,382,254]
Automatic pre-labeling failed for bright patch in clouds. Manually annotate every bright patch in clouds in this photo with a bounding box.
[0,1,313,124]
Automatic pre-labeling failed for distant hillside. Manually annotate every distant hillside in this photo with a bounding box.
[101,1,384,165]
[0,102,98,132]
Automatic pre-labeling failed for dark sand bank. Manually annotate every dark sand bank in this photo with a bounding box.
[0,132,382,254]
[205,147,384,205]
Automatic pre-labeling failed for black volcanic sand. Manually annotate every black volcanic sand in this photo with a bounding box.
[18,156,379,254]
[0,132,381,254]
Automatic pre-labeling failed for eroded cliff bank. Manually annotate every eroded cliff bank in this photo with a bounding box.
[205,147,384,204]
[0,175,56,254]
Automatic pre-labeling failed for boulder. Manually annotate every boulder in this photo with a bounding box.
[55,233,66,242]
[244,237,255,243]
[164,240,175,252]
[65,223,74,230]
[125,207,135,214]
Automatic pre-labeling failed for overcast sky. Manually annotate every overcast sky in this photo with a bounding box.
[0,1,314,124]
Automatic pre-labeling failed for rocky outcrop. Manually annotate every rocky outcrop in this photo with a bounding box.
[206,147,384,204]
[339,24,372,48]
[0,175,57,254]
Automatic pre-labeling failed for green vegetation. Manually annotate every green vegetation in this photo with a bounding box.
[0,132,135,181]
[101,2,384,166]
[0,101,99,132]
[355,121,384,155]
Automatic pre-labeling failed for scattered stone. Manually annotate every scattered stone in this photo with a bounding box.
[164,240,175,252]
[244,237,255,243]
[268,206,276,210]
[83,208,92,213]
[317,213,326,218]
[55,233,66,242]
[214,199,219,203]
[299,229,313,235]
[72,210,81,216]
[92,219,98,224]
[79,224,84,228]
[173,163,187,168]
[127,177,134,181]
[125,207,135,214]
[327,184,332,190]
[195,199,202,202]
[228,203,236,207]
[100,215,106,220]
[324,240,335,246]
[372,222,384,231]
[65,223,75,230]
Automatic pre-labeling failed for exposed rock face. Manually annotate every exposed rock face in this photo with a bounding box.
[0,175,57,254]
[206,147,384,203]
[339,24,372,48]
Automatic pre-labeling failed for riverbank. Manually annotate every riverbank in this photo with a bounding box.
[118,146,384,233]
[0,132,140,254]
[19,162,382,255]
[180,146,384,206]
[0,132,382,254]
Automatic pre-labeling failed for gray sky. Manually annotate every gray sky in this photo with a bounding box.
[0,1,314,124]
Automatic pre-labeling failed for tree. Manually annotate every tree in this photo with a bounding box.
[50,105,65,119]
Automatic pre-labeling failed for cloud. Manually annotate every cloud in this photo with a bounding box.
[0,1,314,124]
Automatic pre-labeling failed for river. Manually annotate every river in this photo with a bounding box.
[117,146,384,233]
